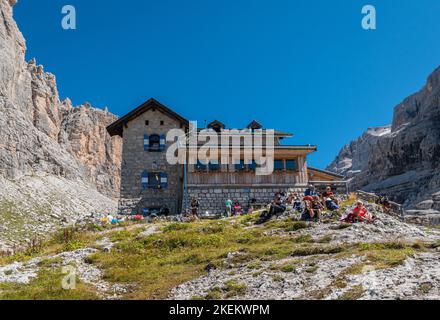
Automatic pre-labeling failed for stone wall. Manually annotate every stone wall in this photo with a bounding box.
[188,186,304,214]
[120,108,183,215]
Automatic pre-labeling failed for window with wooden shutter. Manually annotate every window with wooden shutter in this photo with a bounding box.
[196,160,207,171]
[235,160,245,171]
[148,172,161,189]
[149,134,161,152]
[208,160,220,171]
[248,160,257,171]
[274,160,284,171]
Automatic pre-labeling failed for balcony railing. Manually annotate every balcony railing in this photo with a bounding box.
[187,171,299,186]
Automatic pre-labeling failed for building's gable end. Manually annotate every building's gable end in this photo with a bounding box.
[106,98,189,137]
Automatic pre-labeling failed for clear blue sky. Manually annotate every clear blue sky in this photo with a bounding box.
[14,0,440,168]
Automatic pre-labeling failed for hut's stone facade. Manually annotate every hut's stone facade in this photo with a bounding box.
[109,100,188,215]
[107,98,344,216]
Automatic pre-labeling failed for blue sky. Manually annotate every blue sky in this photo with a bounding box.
[14,0,440,168]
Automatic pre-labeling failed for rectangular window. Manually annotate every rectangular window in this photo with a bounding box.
[248,160,257,171]
[148,134,160,152]
[146,134,166,152]
[196,160,207,171]
[208,161,220,171]
[286,160,297,170]
[274,160,284,171]
[235,160,245,171]
[148,172,161,189]
[142,172,167,189]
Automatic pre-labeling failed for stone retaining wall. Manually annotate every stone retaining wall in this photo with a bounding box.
[188,185,306,214]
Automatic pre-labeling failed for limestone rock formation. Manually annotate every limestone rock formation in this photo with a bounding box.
[327,126,391,180]
[0,0,122,249]
[328,65,440,219]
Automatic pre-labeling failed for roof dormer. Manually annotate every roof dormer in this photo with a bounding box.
[207,120,225,133]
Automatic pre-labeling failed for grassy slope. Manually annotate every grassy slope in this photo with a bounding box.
[1,196,439,300]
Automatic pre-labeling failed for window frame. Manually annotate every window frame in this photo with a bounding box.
[148,172,161,189]
[235,160,246,171]
[285,159,297,171]
[274,159,284,171]
[195,160,208,172]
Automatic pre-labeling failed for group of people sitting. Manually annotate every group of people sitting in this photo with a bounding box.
[265,185,376,224]
[191,185,377,224]
[300,185,340,222]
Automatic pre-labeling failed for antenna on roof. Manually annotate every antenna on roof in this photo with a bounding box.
[204,120,207,128]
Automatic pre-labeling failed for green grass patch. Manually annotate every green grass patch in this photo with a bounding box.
[291,245,345,257]
[86,219,296,299]
[0,268,99,300]
[223,280,247,298]
[264,219,310,232]
[338,285,365,300]
[205,287,222,300]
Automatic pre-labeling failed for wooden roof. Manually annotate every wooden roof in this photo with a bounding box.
[106,98,189,137]
[308,166,344,180]
[247,120,263,130]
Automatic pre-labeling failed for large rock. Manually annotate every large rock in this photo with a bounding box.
[328,66,440,216]
[0,0,122,248]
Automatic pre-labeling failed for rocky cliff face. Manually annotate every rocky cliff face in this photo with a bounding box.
[328,65,440,219]
[0,0,122,250]
[327,126,391,180]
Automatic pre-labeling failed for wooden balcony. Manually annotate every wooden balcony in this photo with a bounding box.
[187,170,302,186]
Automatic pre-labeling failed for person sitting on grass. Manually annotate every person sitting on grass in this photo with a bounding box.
[269,198,286,216]
[312,195,323,221]
[341,200,375,223]
[376,196,392,213]
[304,185,317,197]
[325,195,340,211]
[301,198,321,222]
[233,202,243,215]
[292,192,303,212]
[322,186,334,198]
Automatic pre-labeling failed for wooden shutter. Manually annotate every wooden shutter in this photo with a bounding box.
[160,134,166,151]
[144,134,149,151]
[160,172,168,189]
[141,171,149,189]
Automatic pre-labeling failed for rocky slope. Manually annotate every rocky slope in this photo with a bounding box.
[0,0,122,251]
[2,202,440,300]
[328,66,440,220]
